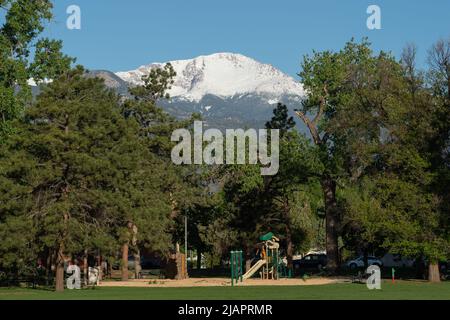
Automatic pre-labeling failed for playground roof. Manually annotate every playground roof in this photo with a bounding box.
[260,232,274,242]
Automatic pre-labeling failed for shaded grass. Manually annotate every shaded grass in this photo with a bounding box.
[0,281,449,300]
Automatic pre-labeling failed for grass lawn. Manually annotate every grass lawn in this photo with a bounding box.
[0,281,449,300]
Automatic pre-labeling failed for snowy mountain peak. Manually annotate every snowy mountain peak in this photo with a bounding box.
[115,53,305,102]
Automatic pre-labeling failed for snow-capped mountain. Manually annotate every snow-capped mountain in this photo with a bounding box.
[116,53,305,103]
[30,54,306,130]
[30,53,306,130]
[115,53,305,130]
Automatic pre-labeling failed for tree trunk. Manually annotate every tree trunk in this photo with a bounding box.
[121,243,129,281]
[134,249,142,279]
[83,249,88,286]
[286,232,294,270]
[197,248,202,270]
[130,223,141,279]
[322,176,339,273]
[56,122,70,292]
[108,261,113,279]
[97,252,103,281]
[55,246,65,292]
[295,105,341,273]
[281,201,294,270]
[284,214,294,270]
[55,211,69,292]
[428,262,441,282]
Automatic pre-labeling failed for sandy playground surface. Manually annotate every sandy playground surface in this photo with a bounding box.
[99,277,347,288]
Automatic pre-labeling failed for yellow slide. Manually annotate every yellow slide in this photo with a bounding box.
[242,259,266,280]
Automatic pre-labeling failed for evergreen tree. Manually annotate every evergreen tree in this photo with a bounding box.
[264,111,322,270]
[201,106,321,272]
[265,103,296,135]
[119,63,205,279]
[0,67,173,290]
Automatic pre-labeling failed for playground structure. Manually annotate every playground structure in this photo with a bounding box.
[231,232,292,285]
[230,251,243,286]
[165,252,188,280]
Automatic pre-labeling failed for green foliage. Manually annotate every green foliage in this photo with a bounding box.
[298,38,449,272]
[129,63,177,103]
[318,39,450,264]
[122,63,208,259]
[0,67,174,274]
[196,105,324,265]
[29,39,74,82]
[0,22,449,283]
[0,0,74,140]
[265,103,295,135]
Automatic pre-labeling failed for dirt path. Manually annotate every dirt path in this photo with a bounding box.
[99,277,347,288]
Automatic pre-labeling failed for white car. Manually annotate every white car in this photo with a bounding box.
[346,256,383,269]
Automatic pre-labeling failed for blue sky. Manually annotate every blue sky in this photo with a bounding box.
[43,0,450,77]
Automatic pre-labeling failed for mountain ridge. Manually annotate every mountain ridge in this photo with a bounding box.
[31,53,306,131]
[115,52,305,104]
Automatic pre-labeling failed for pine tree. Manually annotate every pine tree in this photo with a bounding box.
[119,63,204,279]
[265,103,296,135]
[264,109,321,270]
[0,67,174,290]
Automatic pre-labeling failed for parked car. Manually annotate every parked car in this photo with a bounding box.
[345,256,383,269]
[293,254,327,271]
[381,253,414,268]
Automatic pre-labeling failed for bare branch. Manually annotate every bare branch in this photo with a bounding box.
[312,85,328,126]
[294,110,322,145]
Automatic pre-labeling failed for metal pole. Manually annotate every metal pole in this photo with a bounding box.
[185,215,188,278]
